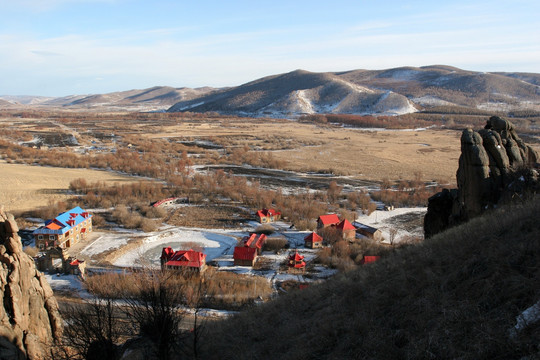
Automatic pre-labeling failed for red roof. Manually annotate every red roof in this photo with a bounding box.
[289,250,305,262]
[161,246,175,260]
[233,246,257,260]
[242,233,267,249]
[257,208,281,218]
[254,234,267,249]
[361,255,381,265]
[69,259,83,266]
[304,232,323,243]
[242,233,257,247]
[164,249,206,268]
[317,214,340,226]
[288,250,306,268]
[335,219,356,231]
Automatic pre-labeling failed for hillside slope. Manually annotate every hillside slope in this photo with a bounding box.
[201,197,540,359]
[168,69,416,117]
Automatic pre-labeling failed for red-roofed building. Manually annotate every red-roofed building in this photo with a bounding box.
[287,249,306,273]
[316,214,340,229]
[233,246,258,266]
[68,258,86,276]
[241,233,267,255]
[360,255,381,265]
[334,219,356,241]
[257,208,281,223]
[160,247,207,273]
[304,232,323,248]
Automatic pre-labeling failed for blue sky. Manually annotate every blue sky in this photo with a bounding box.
[1,0,539,96]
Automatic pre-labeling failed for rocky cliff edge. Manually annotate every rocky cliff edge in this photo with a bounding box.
[425,116,539,238]
[0,206,62,359]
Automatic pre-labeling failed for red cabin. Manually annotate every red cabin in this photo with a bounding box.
[160,247,207,272]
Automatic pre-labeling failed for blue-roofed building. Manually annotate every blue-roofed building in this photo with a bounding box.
[33,206,93,250]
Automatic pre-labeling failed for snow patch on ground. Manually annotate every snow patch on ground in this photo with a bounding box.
[111,226,239,268]
[44,273,92,298]
[355,207,427,243]
[295,90,315,113]
[412,96,454,107]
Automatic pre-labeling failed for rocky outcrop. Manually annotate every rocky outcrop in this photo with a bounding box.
[425,116,539,238]
[0,206,63,359]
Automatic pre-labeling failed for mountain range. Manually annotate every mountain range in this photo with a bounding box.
[2,65,539,117]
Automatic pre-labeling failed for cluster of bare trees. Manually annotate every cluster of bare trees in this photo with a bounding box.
[55,269,206,360]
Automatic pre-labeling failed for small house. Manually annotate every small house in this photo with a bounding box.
[233,246,258,266]
[304,232,323,248]
[353,222,383,242]
[68,258,86,277]
[257,208,281,223]
[33,206,93,250]
[360,255,381,265]
[160,247,207,273]
[334,219,356,241]
[242,233,267,255]
[287,249,306,273]
[316,214,340,229]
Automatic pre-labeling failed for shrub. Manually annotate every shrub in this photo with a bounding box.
[263,238,288,252]
[255,224,275,235]
[140,218,159,232]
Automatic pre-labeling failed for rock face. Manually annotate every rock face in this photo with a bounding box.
[425,116,539,238]
[0,206,62,359]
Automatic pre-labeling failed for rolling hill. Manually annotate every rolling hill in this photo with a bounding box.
[2,65,539,116]
[0,86,218,111]
[167,66,540,117]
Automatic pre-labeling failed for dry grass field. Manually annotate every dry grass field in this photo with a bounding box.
[150,119,463,183]
[0,160,136,212]
[2,110,537,213]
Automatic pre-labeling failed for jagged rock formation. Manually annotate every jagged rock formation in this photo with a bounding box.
[0,206,62,359]
[425,116,539,238]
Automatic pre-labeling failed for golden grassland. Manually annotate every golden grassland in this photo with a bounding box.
[0,160,136,212]
[1,110,538,214]
[148,119,463,183]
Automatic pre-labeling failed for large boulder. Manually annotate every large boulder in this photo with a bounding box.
[425,117,539,237]
[0,206,62,359]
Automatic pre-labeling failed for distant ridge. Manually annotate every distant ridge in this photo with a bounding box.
[168,65,540,117]
[2,65,539,116]
[0,86,218,111]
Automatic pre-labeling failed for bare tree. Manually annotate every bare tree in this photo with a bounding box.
[57,296,129,360]
[389,228,398,246]
[121,268,186,360]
